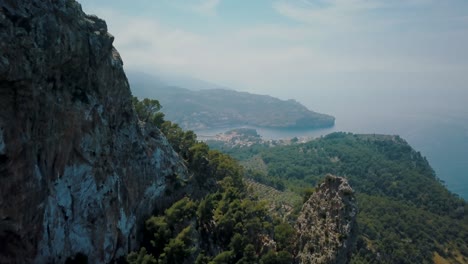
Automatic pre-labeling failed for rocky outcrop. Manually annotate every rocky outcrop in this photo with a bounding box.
[295,175,357,264]
[0,1,189,262]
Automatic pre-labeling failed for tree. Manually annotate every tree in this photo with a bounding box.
[260,250,292,264]
[195,252,211,264]
[274,223,295,251]
[210,250,235,264]
[229,233,246,258]
[161,226,195,263]
[145,216,171,255]
[303,187,315,203]
[237,244,257,264]
[132,97,165,127]
[164,197,197,225]
[127,248,157,264]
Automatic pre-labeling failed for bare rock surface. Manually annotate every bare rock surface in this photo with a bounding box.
[295,175,357,264]
[0,0,188,262]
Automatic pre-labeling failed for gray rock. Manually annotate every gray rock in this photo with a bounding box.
[0,0,189,262]
[295,175,358,264]
[0,127,5,154]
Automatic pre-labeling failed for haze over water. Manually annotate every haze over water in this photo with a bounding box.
[300,76,468,200]
[257,81,468,200]
[197,75,468,200]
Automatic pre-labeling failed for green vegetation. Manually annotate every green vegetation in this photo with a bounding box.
[128,98,296,263]
[212,132,468,264]
[132,97,165,127]
[129,172,296,263]
[133,96,467,263]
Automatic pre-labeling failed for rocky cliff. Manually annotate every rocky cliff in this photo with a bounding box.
[295,175,357,264]
[0,0,189,262]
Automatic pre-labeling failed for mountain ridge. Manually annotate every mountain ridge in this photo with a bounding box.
[127,70,230,91]
[128,73,335,131]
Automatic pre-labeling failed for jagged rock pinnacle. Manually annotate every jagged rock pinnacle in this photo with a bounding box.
[295,175,358,264]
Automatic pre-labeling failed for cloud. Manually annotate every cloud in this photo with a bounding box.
[272,0,438,31]
[82,1,468,96]
[111,17,464,86]
[273,1,386,33]
[191,0,221,16]
[195,0,219,15]
[456,15,468,23]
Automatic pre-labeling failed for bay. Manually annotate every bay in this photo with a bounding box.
[196,86,468,200]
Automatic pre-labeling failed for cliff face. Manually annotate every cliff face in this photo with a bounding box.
[0,1,188,262]
[295,175,357,264]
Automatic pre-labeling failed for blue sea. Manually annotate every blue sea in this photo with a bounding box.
[196,85,468,200]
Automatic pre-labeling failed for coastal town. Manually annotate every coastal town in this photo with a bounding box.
[202,128,314,148]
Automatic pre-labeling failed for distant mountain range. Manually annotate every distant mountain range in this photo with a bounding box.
[127,71,335,130]
[127,70,229,91]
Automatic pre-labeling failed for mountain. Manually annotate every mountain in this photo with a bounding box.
[128,74,335,130]
[126,70,229,91]
[0,1,191,262]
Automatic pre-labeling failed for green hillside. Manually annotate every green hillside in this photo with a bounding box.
[209,132,468,264]
[126,98,299,264]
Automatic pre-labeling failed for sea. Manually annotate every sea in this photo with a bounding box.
[196,85,468,200]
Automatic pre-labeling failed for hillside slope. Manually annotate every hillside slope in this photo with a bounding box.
[209,132,468,263]
[126,98,358,264]
[129,74,335,130]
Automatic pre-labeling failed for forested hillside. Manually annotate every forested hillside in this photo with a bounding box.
[126,98,356,264]
[130,97,467,263]
[209,132,468,264]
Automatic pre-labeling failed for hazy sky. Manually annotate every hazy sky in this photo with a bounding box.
[78,0,468,99]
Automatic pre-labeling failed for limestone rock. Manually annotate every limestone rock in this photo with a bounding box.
[295,175,357,264]
[0,0,188,262]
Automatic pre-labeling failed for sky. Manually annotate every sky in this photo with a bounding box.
[78,0,468,101]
